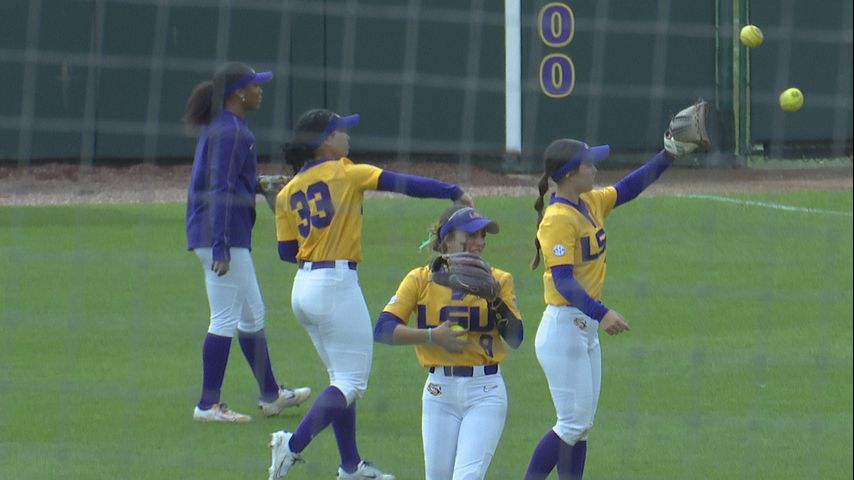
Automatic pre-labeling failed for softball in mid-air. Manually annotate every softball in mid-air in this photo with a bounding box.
[740,24,764,48]
[450,324,468,340]
[779,87,804,112]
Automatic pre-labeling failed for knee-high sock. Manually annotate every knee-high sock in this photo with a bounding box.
[524,430,562,479]
[237,329,280,401]
[289,386,348,453]
[556,440,587,480]
[198,333,232,409]
[332,401,362,472]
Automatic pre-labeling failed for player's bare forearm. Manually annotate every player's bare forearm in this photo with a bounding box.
[388,321,467,352]
[389,324,428,345]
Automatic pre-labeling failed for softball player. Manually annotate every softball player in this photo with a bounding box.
[524,140,677,479]
[184,62,310,423]
[268,108,474,479]
[374,205,524,480]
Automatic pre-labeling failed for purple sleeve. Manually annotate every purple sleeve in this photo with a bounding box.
[374,311,404,344]
[614,150,673,208]
[209,129,247,261]
[277,240,298,263]
[551,264,609,321]
[489,302,524,349]
[377,170,463,200]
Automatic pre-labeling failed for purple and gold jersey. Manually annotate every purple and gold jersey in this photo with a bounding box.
[538,186,618,305]
[275,157,381,262]
[383,266,521,367]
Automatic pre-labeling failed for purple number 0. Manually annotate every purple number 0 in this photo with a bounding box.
[540,53,575,98]
[539,2,574,47]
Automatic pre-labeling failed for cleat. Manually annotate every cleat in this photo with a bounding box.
[337,461,396,480]
[268,430,303,479]
[193,403,252,423]
[259,386,312,417]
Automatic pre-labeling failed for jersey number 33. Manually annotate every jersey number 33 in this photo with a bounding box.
[290,181,335,237]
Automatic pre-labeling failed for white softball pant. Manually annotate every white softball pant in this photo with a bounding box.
[422,367,507,480]
[291,261,372,406]
[195,247,265,337]
[534,305,602,446]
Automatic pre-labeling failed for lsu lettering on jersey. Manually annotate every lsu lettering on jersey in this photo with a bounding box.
[538,186,618,305]
[275,157,381,262]
[383,266,521,367]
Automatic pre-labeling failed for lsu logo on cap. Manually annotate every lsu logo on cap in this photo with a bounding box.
[553,244,566,256]
[426,383,442,396]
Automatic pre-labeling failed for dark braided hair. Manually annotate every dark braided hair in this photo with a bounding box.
[531,139,586,269]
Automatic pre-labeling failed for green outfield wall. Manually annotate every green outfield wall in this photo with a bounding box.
[0,0,850,167]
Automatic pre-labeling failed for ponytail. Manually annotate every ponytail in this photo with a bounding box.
[532,138,586,269]
[183,81,216,131]
[530,171,550,269]
[183,62,256,133]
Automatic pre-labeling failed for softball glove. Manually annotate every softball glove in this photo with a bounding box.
[256,175,290,195]
[430,253,500,303]
[663,100,710,156]
[256,175,290,211]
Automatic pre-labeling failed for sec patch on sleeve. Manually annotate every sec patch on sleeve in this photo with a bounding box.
[552,244,566,256]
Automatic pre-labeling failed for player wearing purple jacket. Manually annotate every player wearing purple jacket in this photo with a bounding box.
[185,62,310,423]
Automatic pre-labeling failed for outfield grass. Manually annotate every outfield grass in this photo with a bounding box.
[1,191,852,479]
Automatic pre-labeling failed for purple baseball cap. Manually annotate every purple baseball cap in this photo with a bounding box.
[314,113,360,146]
[439,207,500,240]
[224,68,273,96]
[549,142,610,181]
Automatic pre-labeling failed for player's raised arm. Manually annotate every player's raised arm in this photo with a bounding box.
[611,150,673,208]
[612,100,711,208]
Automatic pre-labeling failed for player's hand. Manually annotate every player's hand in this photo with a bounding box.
[455,193,475,207]
[432,321,468,352]
[600,310,630,336]
[212,259,230,277]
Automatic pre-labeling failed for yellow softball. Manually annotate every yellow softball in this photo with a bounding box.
[779,87,804,112]
[450,324,468,341]
[740,24,764,48]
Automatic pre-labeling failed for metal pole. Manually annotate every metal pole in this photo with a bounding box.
[505,0,522,157]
